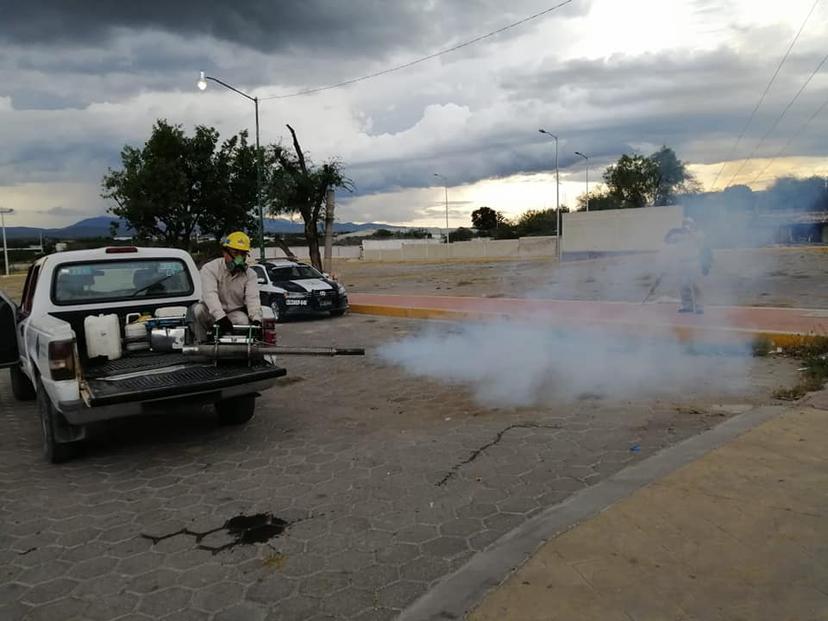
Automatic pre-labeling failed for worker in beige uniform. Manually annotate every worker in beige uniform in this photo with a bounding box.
[189,231,263,343]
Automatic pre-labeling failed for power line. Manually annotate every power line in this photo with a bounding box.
[747,91,828,186]
[260,0,577,101]
[709,0,820,190]
[724,48,828,188]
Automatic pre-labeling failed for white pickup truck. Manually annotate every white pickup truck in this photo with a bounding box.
[0,246,285,463]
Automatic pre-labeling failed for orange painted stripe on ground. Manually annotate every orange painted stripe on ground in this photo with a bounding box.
[349,293,828,347]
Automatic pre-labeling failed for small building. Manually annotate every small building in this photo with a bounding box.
[753,211,828,244]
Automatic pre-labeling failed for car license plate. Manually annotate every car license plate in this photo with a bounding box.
[286,299,307,306]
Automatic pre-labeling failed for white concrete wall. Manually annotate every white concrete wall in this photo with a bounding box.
[361,236,557,261]
[362,239,442,251]
[562,206,683,254]
[265,246,362,260]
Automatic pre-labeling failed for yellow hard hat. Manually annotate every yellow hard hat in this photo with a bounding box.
[221,231,251,252]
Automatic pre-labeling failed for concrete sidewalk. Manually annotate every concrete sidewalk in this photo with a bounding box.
[349,293,828,347]
[468,397,828,621]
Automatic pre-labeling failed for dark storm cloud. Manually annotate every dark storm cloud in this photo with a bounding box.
[498,47,828,163]
[1,1,419,52]
[0,0,586,109]
[346,133,615,196]
[0,0,581,54]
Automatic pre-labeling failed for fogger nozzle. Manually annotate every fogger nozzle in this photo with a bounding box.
[182,344,365,358]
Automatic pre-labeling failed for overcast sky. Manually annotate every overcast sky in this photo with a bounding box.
[1,0,827,228]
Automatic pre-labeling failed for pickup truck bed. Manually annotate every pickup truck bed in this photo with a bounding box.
[83,352,286,406]
[2,246,289,462]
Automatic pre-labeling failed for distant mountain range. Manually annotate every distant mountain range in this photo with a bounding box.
[3,216,409,240]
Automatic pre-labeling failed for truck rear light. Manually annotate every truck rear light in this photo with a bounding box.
[105,246,138,253]
[48,339,76,380]
[261,318,277,345]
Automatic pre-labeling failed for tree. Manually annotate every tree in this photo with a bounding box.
[266,125,352,270]
[603,154,659,208]
[600,146,698,209]
[471,206,499,233]
[576,190,619,211]
[198,131,258,240]
[761,176,828,211]
[651,146,699,205]
[402,228,432,239]
[513,208,566,236]
[102,120,256,250]
[449,227,475,242]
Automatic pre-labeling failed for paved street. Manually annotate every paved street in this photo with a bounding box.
[0,314,800,620]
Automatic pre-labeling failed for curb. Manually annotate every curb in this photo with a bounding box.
[397,404,790,621]
[349,302,821,349]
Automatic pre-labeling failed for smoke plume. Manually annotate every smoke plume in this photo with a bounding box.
[378,322,753,407]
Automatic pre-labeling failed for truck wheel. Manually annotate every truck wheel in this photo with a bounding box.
[10,365,36,401]
[216,394,256,425]
[330,309,346,317]
[37,381,83,463]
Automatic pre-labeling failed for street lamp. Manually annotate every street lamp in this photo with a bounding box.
[0,207,13,277]
[538,129,561,258]
[433,173,450,244]
[197,71,266,261]
[574,151,590,212]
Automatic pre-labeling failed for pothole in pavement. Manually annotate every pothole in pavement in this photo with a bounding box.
[142,512,291,554]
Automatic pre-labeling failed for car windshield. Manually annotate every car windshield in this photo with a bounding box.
[53,259,193,304]
[266,264,323,281]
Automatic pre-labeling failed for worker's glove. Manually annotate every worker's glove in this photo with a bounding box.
[216,316,234,333]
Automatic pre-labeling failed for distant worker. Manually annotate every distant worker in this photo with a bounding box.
[189,231,262,342]
[669,217,711,314]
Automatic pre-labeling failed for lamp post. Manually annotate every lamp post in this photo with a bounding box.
[197,71,266,261]
[538,129,561,258]
[0,207,13,277]
[433,173,450,244]
[574,151,590,212]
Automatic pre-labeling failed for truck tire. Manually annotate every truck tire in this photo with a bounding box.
[216,394,256,425]
[10,365,36,401]
[37,380,83,463]
[330,309,346,317]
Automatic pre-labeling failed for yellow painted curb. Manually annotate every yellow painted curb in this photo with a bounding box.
[349,303,822,348]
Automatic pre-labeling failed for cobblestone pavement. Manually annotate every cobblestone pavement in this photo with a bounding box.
[0,315,799,621]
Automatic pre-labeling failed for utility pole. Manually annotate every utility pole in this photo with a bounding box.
[197,72,266,261]
[0,207,12,277]
[538,129,561,259]
[433,173,449,244]
[575,151,590,212]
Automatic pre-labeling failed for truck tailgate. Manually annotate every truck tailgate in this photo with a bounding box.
[83,353,285,406]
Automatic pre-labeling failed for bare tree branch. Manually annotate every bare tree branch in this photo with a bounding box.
[286,124,308,175]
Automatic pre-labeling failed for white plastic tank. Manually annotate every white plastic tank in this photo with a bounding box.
[154,306,188,319]
[124,321,148,343]
[84,314,122,360]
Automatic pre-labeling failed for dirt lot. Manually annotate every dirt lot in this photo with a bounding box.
[5,246,827,308]
[333,247,828,308]
[0,273,25,302]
